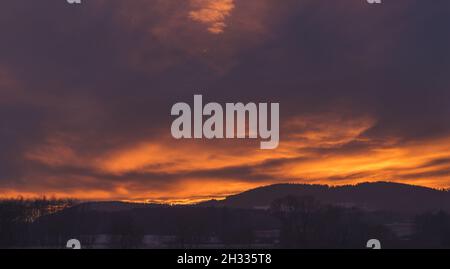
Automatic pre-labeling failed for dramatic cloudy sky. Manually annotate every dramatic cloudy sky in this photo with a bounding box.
[0,0,449,202]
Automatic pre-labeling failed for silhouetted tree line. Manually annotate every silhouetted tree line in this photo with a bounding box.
[5,197,450,248]
[270,196,394,248]
[0,197,76,248]
[110,213,145,248]
[411,211,450,248]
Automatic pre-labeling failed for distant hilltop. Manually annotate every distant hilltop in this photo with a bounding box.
[198,181,450,215]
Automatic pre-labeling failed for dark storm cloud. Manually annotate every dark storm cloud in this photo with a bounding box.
[1,0,450,198]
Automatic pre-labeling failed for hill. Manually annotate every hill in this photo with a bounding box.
[199,182,450,214]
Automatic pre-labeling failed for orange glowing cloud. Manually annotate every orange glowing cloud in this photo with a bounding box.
[16,111,450,203]
[189,0,235,34]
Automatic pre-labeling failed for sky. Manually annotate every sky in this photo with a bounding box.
[0,0,450,203]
